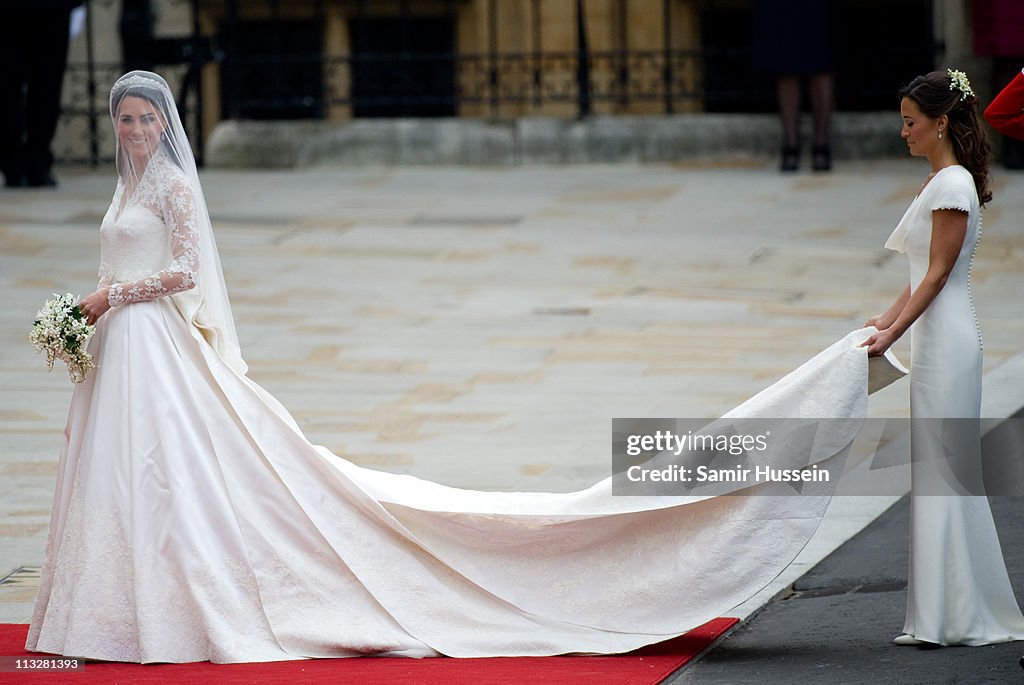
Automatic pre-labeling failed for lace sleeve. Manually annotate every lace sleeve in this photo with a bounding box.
[107,177,199,308]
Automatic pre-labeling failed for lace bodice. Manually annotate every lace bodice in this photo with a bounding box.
[98,151,199,308]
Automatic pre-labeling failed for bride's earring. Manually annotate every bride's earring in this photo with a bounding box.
[938,128,943,140]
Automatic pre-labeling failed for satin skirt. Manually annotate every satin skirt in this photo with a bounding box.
[27,298,883,663]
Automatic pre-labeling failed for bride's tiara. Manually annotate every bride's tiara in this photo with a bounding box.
[111,73,169,97]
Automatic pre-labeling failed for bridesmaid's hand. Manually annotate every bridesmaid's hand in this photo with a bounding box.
[80,287,111,325]
[864,314,893,330]
[859,328,898,357]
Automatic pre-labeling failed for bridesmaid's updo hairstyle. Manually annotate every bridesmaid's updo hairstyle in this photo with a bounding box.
[899,69,993,206]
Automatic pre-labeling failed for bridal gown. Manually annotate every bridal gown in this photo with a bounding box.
[885,164,1024,645]
[27,154,897,664]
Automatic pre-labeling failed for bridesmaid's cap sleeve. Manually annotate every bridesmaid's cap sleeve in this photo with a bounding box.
[928,166,975,213]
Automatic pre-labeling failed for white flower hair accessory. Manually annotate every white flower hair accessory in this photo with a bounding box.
[947,68,974,102]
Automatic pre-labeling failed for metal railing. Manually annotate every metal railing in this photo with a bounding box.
[57,0,208,166]
[218,48,736,118]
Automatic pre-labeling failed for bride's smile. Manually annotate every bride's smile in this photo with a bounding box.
[115,95,165,163]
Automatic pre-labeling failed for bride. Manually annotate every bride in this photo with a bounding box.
[26,70,897,664]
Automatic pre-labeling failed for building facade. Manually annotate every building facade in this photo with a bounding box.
[56,0,995,165]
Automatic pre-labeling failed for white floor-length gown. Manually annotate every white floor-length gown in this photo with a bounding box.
[885,164,1024,645]
[24,151,904,664]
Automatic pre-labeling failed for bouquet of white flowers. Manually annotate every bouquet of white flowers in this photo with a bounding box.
[29,293,97,384]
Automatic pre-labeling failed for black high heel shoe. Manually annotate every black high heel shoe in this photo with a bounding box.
[780,144,800,172]
[812,144,832,172]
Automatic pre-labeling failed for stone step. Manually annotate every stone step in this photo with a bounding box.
[207,112,908,168]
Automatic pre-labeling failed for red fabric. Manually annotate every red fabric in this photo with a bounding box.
[974,0,1024,56]
[0,618,738,684]
[985,71,1024,141]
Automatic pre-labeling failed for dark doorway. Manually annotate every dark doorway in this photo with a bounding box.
[349,16,456,118]
[699,4,770,113]
[700,0,934,113]
[834,0,934,110]
[224,20,324,120]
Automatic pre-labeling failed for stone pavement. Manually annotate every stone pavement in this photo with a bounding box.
[1,161,1023,679]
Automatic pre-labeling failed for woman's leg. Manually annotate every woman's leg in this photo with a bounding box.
[809,72,834,171]
[777,74,801,171]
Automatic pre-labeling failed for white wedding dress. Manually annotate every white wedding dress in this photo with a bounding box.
[885,164,1024,645]
[25,152,898,664]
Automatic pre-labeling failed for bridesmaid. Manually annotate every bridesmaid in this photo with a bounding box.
[860,69,1024,646]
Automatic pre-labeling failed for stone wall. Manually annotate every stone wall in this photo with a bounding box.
[206,112,908,168]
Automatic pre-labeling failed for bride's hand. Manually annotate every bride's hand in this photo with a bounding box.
[858,328,898,357]
[80,287,111,325]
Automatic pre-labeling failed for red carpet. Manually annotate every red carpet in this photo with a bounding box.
[0,618,737,684]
